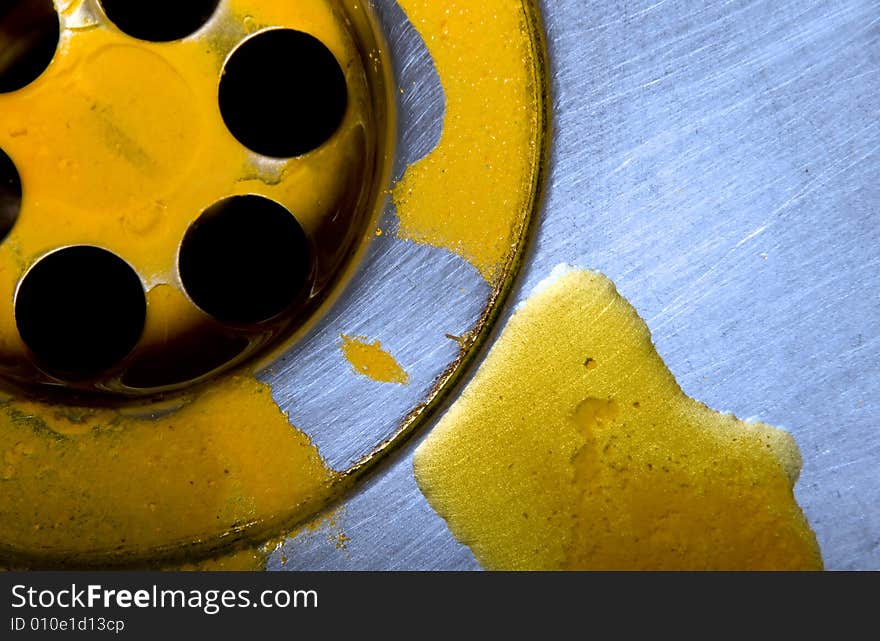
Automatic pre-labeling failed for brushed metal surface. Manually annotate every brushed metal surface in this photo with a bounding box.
[272,0,879,570]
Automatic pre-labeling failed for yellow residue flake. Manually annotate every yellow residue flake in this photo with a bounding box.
[392,0,542,282]
[0,376,335,561]
[414,268,822,570]
[341,335,409,385]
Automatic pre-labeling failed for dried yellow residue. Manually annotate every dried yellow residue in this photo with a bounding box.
[341,335,409,385]
[392,0,542,282]
[414,269,822,570]
[0,375,335,563]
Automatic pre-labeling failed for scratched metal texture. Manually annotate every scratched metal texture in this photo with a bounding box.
[270,0,879,570]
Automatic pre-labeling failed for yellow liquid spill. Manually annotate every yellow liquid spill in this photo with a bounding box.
[0,375,334,564]
[414,268,823,570]
[340,335,409,385]
[392,0,542,283]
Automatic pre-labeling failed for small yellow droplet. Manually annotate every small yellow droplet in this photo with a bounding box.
[340,335,409,385]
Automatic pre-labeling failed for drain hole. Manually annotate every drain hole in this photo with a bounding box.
[0,149,22,242]
[179,195,311,324]
[16,247,146,378]
[0,0,59,93]
[219,29,348,158]
[100,0,219,42]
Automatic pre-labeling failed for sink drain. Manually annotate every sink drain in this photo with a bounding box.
[0,0,548,567]
[0,0,392,396]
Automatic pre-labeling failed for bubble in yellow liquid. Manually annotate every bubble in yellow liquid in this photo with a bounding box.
[414,268,822,570]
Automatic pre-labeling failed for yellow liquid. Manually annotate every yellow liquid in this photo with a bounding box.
[393,0,542,283]
[414,269,823,570]
[341,335,409,385]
